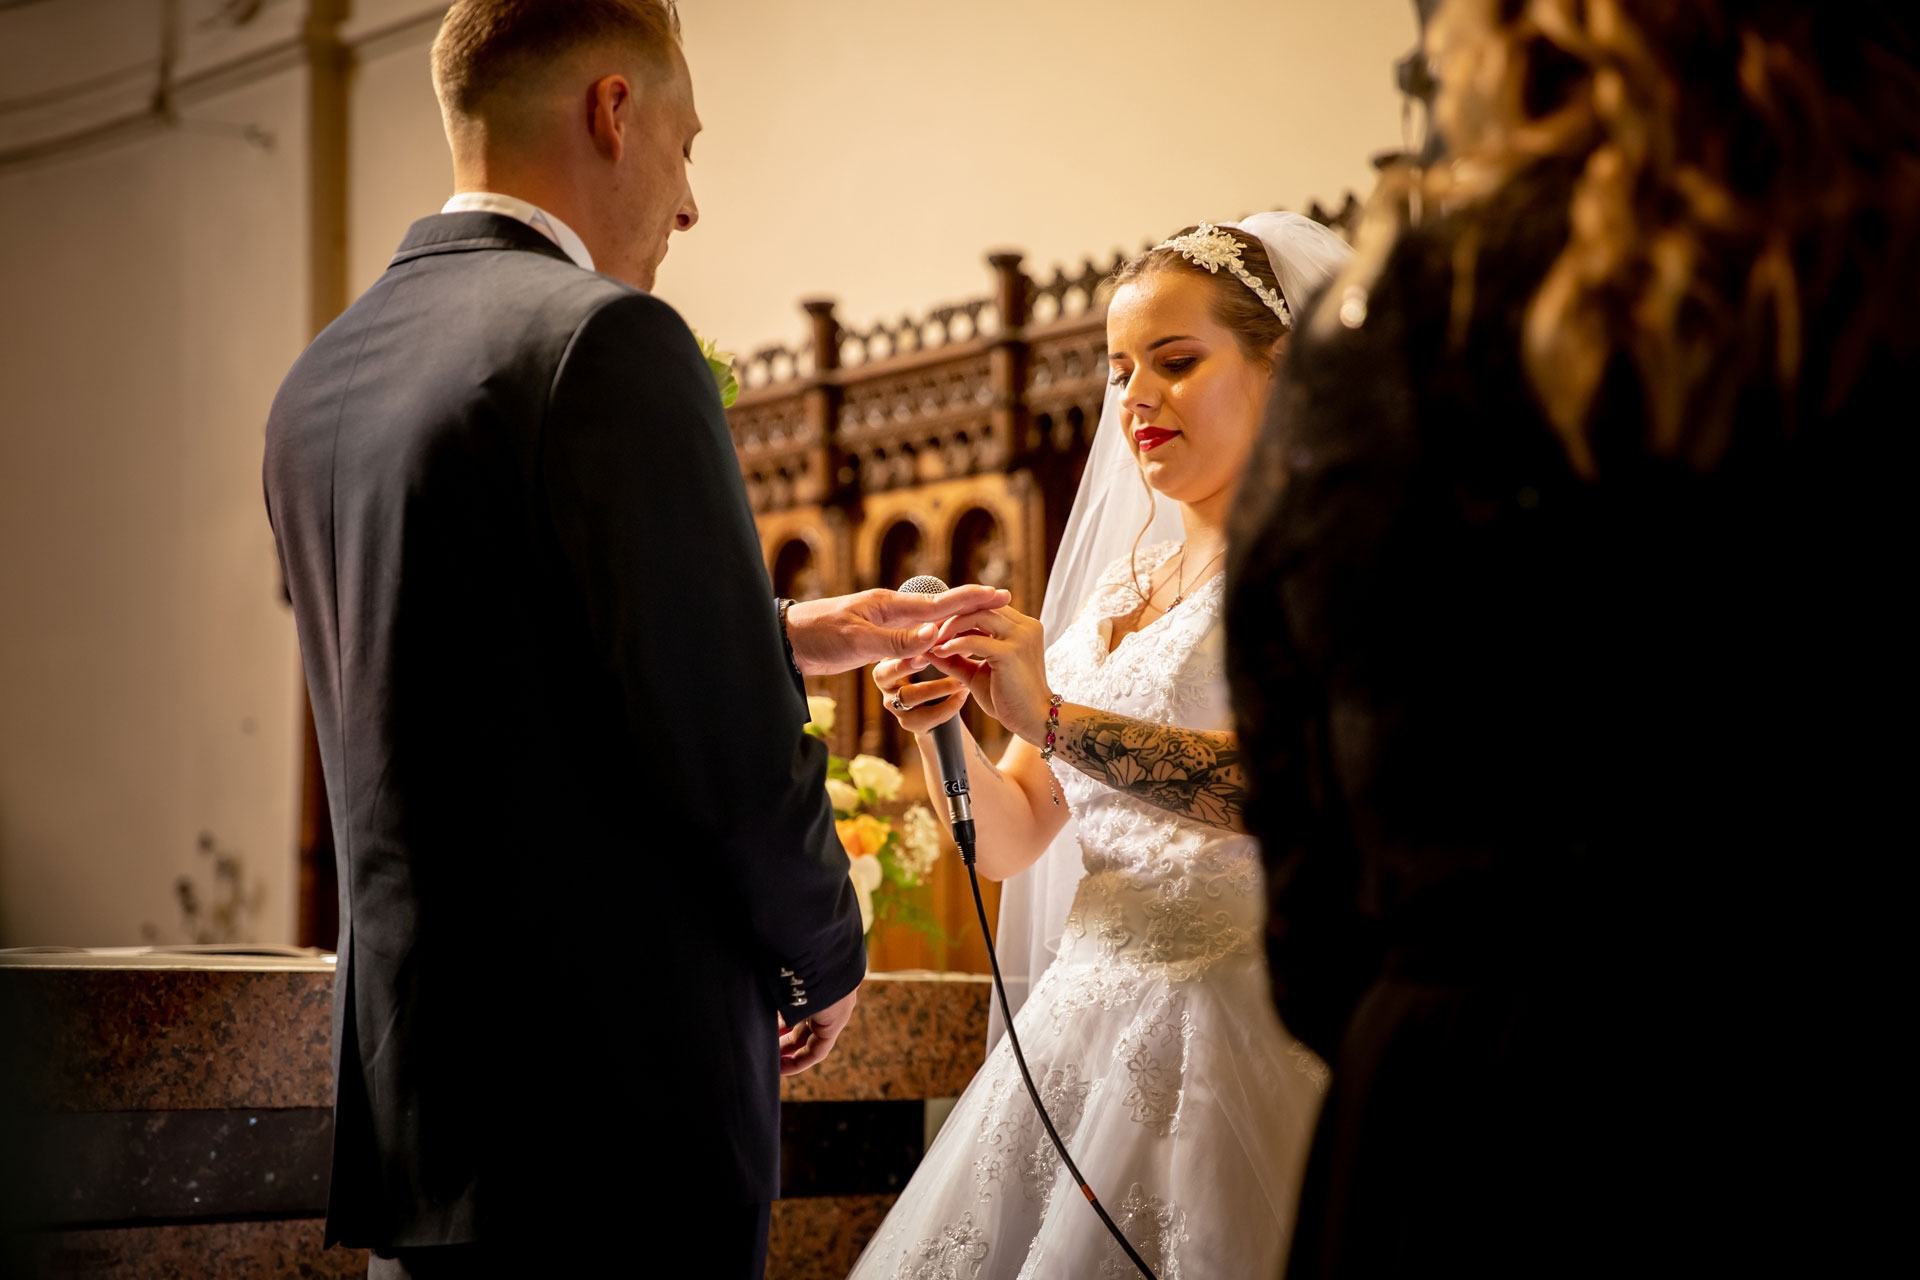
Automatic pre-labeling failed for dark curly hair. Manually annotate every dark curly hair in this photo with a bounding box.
[1326,0,1920,475]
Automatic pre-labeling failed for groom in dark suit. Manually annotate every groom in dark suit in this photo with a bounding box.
[264,3,1004,1275]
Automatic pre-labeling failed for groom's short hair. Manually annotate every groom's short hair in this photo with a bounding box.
[431,0,681,119]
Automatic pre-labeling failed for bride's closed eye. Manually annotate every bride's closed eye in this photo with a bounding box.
[1109,356,1198,388]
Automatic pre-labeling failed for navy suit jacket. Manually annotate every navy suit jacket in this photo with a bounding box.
[264,212,865,1247]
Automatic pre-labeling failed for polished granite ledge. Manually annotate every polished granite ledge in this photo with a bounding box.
[4,1219,368,1280]
[3,955,988,1111]
[14,1108,335,1228]
[769,1193,899,1280]
[3,957,336,1112]
[14,1100,929,1230]
[0,955,991,1278]
[781,971,991,1103]
[6,1204,893,1280]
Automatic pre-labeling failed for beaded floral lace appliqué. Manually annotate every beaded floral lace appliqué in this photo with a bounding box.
[890,1211,991,1280]
[973,1063,1095,1210]
[1116,994,1196,1136]
[1099,1183,1191,1280]
[1031,943,1152,1037]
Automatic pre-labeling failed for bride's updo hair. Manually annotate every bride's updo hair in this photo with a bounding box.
[1110,226,1290,365]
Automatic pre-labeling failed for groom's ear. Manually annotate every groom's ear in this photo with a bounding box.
[586,73,635,164]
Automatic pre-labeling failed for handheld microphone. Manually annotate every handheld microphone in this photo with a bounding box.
[892,574,1160,1280]
[897,575,977,863]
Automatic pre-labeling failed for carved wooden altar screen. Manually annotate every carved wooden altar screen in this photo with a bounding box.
[729,252,1117,973]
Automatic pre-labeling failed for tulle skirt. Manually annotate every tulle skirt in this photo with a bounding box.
[849,946,1326,1279]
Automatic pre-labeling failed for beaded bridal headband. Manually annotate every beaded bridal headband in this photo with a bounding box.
[1153,223,1292,327]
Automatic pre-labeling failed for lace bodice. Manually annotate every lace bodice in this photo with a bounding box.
[1042,543,1264,983]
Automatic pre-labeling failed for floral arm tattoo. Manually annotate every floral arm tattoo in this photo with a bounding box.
[1053,707,1246,831]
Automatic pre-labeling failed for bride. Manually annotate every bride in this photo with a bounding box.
[849,213,1353,1279]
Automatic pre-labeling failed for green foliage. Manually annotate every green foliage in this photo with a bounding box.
[695,333,739,408]
[872,878,948,945]
[874,832,946,943]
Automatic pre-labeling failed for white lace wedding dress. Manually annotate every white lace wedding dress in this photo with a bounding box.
[849,543,1327,1280]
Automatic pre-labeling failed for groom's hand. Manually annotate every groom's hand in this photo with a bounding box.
[778,987,859,1075]
[786,585,1010,676]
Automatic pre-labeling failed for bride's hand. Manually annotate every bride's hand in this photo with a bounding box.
[926,607,1053,743]
[873,656,971,733]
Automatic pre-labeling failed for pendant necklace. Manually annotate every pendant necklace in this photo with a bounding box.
[1168,543,1226,609]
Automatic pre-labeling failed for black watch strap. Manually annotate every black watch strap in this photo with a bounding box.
[776,596,801,682]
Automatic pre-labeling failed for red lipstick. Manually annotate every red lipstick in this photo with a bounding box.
[1133,426,1179,452]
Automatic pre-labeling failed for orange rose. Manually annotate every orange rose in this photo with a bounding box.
[836,813,891,860]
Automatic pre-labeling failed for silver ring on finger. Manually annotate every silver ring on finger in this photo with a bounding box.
[890,694,907,712]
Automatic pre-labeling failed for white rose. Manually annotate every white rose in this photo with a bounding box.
[806,695,837,734]
[847,853,883,934]
[825,778,861,813]
[848,754,904,802]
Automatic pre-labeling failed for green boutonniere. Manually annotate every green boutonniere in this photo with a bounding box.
[695,333,739,409]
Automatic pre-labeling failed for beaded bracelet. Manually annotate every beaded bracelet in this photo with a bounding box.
[1038,693,1064,806]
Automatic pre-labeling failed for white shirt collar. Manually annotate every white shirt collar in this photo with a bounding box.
[441,191,596,273]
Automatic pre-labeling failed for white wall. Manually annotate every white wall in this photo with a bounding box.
[0,10,309,947]
[347,2,459,296]
[350,0,1418,346]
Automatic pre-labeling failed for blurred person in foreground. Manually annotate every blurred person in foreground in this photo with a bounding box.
[1224,2,1917,1274]
[263,2,1004,1276]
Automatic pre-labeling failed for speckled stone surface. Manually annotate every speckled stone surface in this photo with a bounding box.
[22,1107,334,1224]
[7,967,334,1112]
[768,1194,898,1280]
[3,964,981,1279]
[15,1219,367,1279]
[23,1208,896,1280]
[781,973,992,1103]
[7,965,984,1112]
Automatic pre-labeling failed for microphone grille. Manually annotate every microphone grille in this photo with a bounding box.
[898,574,950,597]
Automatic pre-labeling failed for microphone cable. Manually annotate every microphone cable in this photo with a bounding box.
[951,822,1161,1280]
[894,573,1157,1277]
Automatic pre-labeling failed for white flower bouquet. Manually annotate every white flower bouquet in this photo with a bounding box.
[804,697,944,941]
